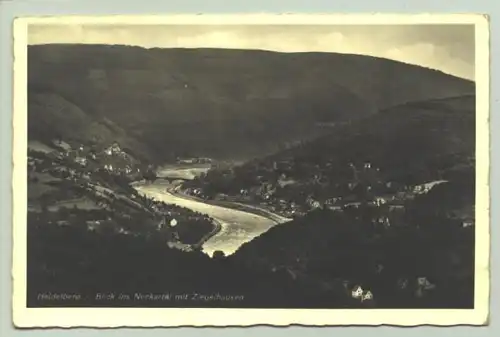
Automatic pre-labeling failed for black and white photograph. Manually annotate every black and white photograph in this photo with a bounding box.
[12,14,490,327]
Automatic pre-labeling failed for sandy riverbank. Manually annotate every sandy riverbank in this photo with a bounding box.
[167,186,291,224]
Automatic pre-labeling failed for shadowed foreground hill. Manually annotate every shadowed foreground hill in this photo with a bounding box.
[221,95,476,308]
[229,204,474,308]
[27,215,362,308]
[28,44,474,162]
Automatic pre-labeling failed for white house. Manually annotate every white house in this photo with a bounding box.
[462,219,474,228]
[376,216,391,228]
[417,277,436,290]
[86,220,101,231]
[362,290,373,302]
[351,286,363,299]
[117,228,131,235]
[75,157,87,167]
[374,197,387,207]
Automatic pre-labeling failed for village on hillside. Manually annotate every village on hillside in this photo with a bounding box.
[182,157,475,231]
[27,139,217,251]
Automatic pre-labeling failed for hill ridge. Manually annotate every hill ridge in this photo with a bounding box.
[28,44,475,162]
[29,43,475,83]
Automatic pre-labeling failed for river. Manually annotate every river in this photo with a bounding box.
[133,166,288,257]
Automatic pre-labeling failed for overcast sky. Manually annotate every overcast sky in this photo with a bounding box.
[28,24,475,80]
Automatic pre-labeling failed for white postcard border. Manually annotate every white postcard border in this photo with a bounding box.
[12,13,490,327]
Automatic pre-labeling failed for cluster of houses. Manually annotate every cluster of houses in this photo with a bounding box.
[350,285,374,303]
[29,139,146,213]
[348,275,436,304]
[29,138,142,179]
[28,139,221,252]
[187,158,464,230]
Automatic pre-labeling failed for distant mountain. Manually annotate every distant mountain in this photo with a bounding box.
[28,44,475,162]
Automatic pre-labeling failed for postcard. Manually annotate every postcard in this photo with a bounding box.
[12,13,490,327]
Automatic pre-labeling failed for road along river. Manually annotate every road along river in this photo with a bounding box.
[132,178,290,257]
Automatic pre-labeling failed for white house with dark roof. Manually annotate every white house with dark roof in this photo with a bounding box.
[362,290,374,302]
[462,219,474,228]
[351,286,363,299]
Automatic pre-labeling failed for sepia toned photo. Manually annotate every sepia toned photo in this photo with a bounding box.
[12,14,490,327]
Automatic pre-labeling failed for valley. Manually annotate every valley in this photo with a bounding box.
[26,44,476,309]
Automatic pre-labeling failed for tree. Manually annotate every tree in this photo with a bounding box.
[143,169,157,183]
[212,250,226,260]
